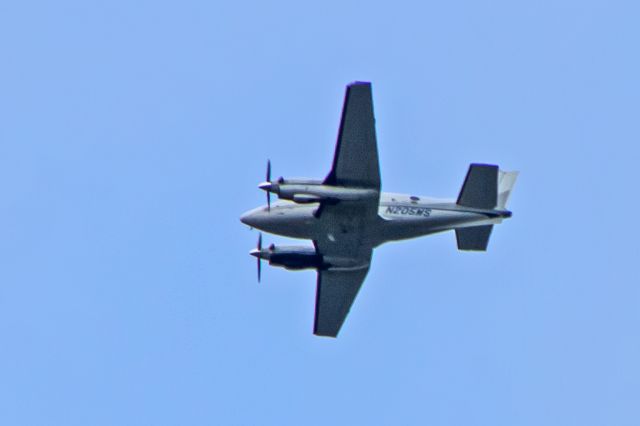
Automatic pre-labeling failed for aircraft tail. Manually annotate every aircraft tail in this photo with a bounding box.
[456,164,519,210]
[455,164,518,251]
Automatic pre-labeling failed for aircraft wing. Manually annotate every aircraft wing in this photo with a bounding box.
[313,81,380,337]
[313,202,375,337]
[324,82,381,190]
[314,265,371,337]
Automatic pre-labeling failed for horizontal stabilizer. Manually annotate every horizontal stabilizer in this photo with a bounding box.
[457,164,498,209]
[456,225,493,251]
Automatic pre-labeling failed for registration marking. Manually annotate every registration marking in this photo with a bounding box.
[384,205,432,217]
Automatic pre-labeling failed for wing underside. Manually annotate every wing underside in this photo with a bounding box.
[312,82,381,337]
[314,266,370,337]
[324,82,380,190]
[312,205,374,337]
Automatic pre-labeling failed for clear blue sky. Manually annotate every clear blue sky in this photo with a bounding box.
[1,1,639,425]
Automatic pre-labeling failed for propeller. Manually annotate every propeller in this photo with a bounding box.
[257,160,273,210]
[258,159,286,211]
[247,233,264,282]
[249,234,275,283]
[258,233,262,282]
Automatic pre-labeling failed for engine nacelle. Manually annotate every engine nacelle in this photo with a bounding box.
[251,244,370,272]
[259,182,377,204]
[251,245,323,271]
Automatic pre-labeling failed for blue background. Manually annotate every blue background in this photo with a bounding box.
[1,1,638,425]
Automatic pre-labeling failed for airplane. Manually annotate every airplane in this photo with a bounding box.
[240,82,518,338]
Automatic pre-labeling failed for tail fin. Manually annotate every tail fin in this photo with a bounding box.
[457,164,498,209]
[455,164,518,251]
[497,170,519,210]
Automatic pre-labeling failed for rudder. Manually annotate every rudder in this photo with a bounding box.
[497,170,519,209]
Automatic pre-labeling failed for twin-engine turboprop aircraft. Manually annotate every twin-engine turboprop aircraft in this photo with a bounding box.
[240,82,518,337]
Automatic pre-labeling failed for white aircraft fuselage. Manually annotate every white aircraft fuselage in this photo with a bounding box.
[240,191,511,248]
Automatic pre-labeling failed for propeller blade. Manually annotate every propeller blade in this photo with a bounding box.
[266,159,271,183]
[257,233,262,283]
[257,255,261,283]
[266,160,271,211]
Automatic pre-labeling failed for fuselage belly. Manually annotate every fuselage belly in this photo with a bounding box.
[240,192,503,247]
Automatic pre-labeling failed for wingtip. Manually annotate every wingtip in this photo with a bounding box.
[313,330,339,338]
[349,81,371,87]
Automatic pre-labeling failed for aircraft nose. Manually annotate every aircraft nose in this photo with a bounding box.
[240,207,264,228]
[240,211,255,227]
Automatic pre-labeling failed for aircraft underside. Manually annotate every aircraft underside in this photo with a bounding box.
[241,198,508,247]
[240,82,517,337]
